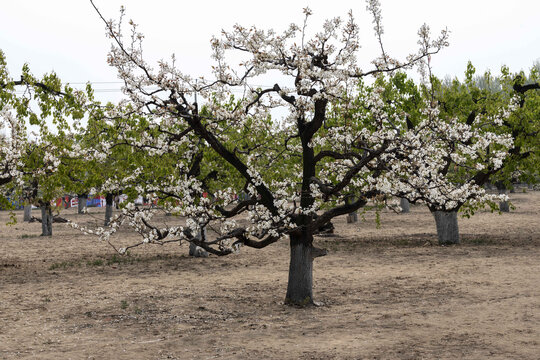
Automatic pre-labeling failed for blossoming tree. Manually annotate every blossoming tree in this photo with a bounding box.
[369,61,539,245]
[491,66,540,194]
[87,0,452,304]
[0,49,88,228]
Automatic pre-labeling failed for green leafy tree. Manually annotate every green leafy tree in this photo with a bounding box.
[0,49,89,229]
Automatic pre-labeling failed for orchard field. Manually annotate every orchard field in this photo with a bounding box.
[1,191,539,359]
[2,1,540,359]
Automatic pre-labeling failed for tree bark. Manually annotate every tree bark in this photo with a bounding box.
[345,196,358,223]
[40,203,53,236]
[495,182,510,212]
[285,233,327,305]
[498,188,510,212]
[432,210,459,245]
[499,199,510,212]
[104,193,114,226]
[23,205,32,222]
[286,240,313,305]
[78,194,88,214]
[189,226,208,258]
[400,198,410,213]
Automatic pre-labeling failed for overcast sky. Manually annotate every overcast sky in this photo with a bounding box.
[1,0,539,102]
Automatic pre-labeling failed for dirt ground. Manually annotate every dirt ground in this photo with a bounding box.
[1,191,539,359]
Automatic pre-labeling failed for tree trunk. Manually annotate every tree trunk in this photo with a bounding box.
[285,233,327,305]
[23,205,32,222]
[78,194,88,214]
[189,226,208,258]
[104,193,114,226]
[432,210,459,245]
[286,239,313,305]
[495,182,510,213]
[498,189,509,212]
[40,203,53,236]
[400,198,410,213]
[345,196,358,223]
[346,212,358,223]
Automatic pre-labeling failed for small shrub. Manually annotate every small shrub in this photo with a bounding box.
[87,259,104,267]
[49,261,75,270]
[21,234,39,239]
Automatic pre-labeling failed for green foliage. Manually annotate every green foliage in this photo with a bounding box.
[0,195,16,225]
[49,261,77,270]
[490,66,540,187]
[1,49,92,222]
[20,234,39,239]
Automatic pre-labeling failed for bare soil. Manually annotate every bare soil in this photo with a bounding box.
[1,192,539,359]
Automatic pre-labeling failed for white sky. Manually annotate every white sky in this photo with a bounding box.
[1,0,539,103]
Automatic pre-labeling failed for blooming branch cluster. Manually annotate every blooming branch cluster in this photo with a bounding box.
[375,100,513,211]
[0,106,25,186]
[77,1,520,255]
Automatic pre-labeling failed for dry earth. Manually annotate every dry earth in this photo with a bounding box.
[1,191,539,359]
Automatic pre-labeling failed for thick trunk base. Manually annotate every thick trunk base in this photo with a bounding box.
[23,205,32,222]
[78,195,88,214]
[497,187,509,212]
[432,210,459,245]
[40,204,53,236]
[400,198,410,213]
[189,227,208,258]
[346,212,358,223]
[285,238,314,306]
[104,193,114,226]
[345,196,358,223]
[104,204,113,226]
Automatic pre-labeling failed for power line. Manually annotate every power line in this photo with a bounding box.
[64,81,124,85]
[12,80,282,97]
[61,81,276,88]
[15,88,263,95]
